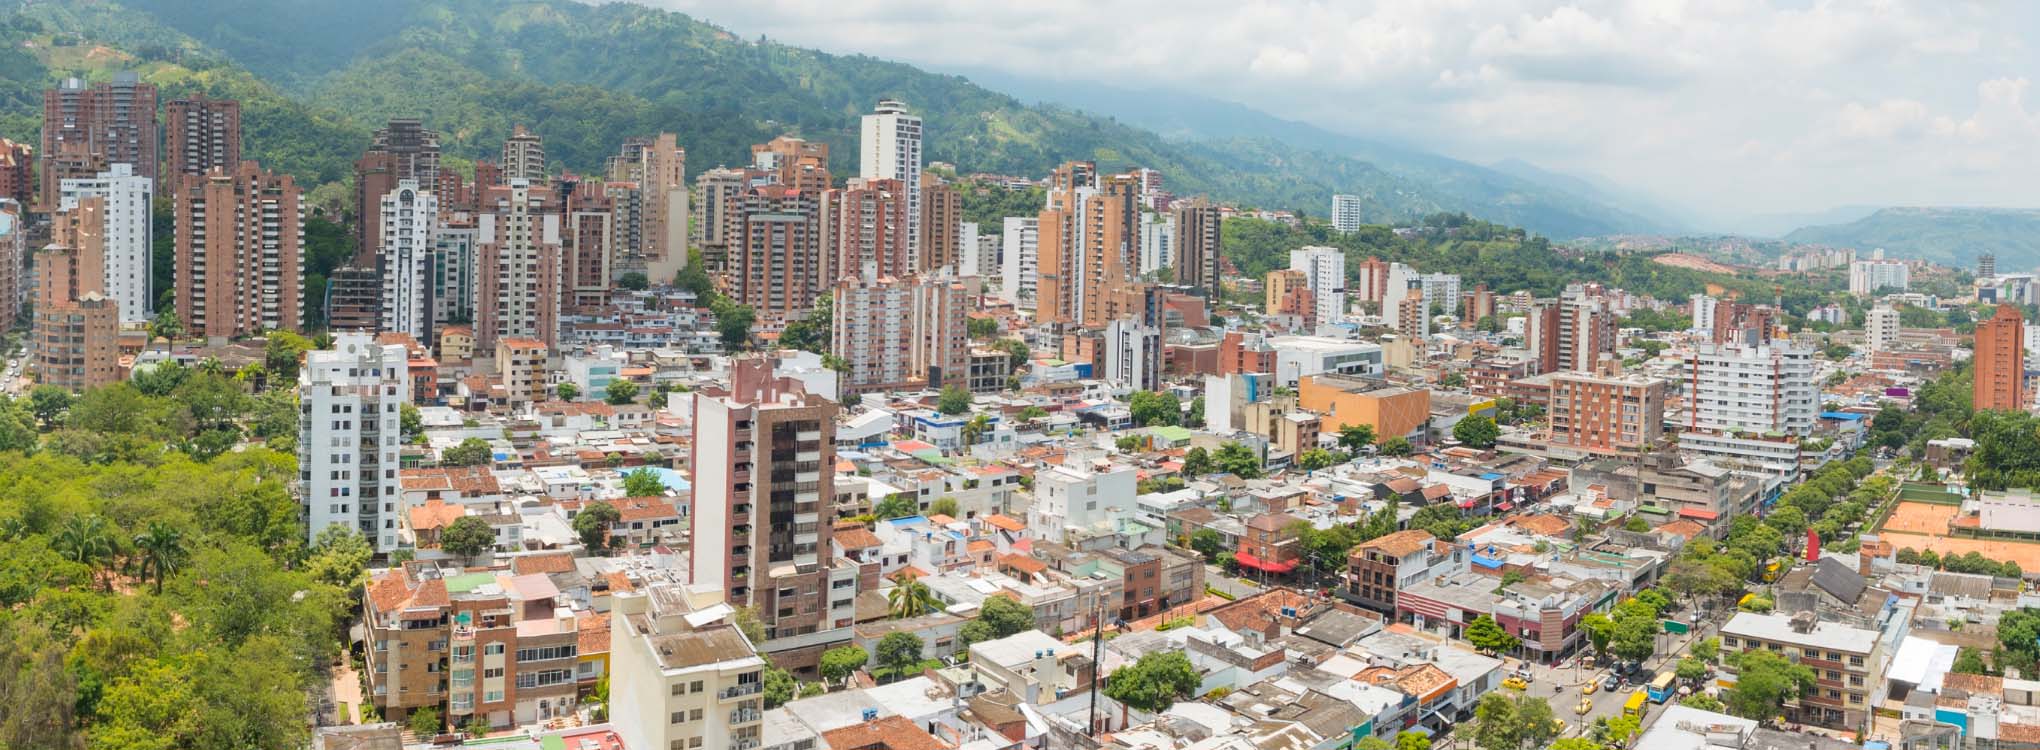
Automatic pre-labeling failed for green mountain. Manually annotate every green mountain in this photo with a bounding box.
[1783,207,2040,272]
[8,0,1654,238]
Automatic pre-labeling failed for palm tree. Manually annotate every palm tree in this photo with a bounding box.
[53,515,117,588]
[960,415,990,449]
[133,522,187,594]
[886,575,940,620]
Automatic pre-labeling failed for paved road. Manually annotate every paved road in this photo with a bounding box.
[1204,565,1265,599]
[1507,603,1729,740]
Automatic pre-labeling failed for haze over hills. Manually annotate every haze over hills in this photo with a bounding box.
[10,0,1662,239]
[1783,207,2040,272]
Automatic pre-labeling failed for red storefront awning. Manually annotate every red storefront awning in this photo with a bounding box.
[1235,551,1299,574]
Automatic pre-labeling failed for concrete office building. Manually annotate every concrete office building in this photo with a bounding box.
[173,162,304,337]
[58,163,152,322]
[299,333,409,551]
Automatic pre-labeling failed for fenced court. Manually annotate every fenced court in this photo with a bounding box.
[1878,500,1960,535]
[1897,483,1963,504]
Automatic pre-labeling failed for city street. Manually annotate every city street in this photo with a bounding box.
[1498,600,1728,742]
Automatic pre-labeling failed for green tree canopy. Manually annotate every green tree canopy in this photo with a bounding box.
[1102,651,1201,713]
[439,516,496,561]
[1453,415,1500,449]
[442,438,494,467]
[574,502,622,553]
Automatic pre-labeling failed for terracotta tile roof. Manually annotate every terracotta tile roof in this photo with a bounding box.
[967,540,996,554]
[998,554,1047,575]
[1353,529,1436,559]
[894,566,930,580]
[1511,514,1573,537]
[928,514,956,525]
[408,577,450,609]
[401,465,503,495]
[983,514,1026,532]
[578,612,611,655]
[409,498,467,533]
[1208,589,1312,635]
[1384,478,1421,494]
[1942,672,2004,696]
[603,496,678,523]
[1420,484,1453,501]
[1654,520,1707,538]
[1393,663,1457,702]
[604,571,635,594]
[820,716,944,750]
[512,552,577,575]
[835,527,883,550]
[1246,512,1301,532]
[367,568,414,613]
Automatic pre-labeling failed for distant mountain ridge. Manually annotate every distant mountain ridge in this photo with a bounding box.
[11,0,1659,238]
[1783,207,2040,271]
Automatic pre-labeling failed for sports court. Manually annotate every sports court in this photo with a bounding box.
[1879,500,1960,534]
[1876,499,2040,570]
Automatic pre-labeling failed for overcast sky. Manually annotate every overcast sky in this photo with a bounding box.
[633,0,2039,227]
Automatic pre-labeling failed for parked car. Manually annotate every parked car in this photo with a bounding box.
[1601,674,1620,691]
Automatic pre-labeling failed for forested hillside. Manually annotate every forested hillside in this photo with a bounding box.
[1784,207,2040,272]
[2,0,1654,237]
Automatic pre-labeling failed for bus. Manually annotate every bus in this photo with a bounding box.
[1623,690,1648,719]
[1648,671,1677,703]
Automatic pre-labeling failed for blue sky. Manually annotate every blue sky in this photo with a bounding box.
[636,0,2040,224]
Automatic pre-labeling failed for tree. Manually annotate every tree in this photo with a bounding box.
[1380,436,1414,457]
[1189,528,1224,560]
[937,385,972,415]
[761,663,796,708]
[1689,636,1719,663]
[399,402,423,443]
[1550,740,1602,750]
[711,297,757,351]
[262,330,312,381]
[887,575,940,620]
[442,438,493,467]
[1102,651,1201,713]
[820,645,869,684]
[874,494,919,520]
[778,295,834,355]
[27,386,71,429]
[132,522,186,595]
[623,467,666,497]
[1723,649,1815,719]
[1297,448,1339,471]
[439,516,495,561]
[1953,647,1993,675]
[961,415,991,449]
[1682,693,1725,712]
[556,382,580,402]
[1395,731,1432,750]
[307,525,374,589]
[875,632,925,682]
[1212,442,1263,479]
[149,308,186,343]
[1464,614,1520,655]
[605,378,640,405]
[967,317,998,339]
[998,338,1030,371]
[927,497,960,518]
[574,502,622,553]
[1127,391,1181,427]
[1337,424,1377,453]
[1472,692,1558,750]
[1453,416,1500,449]
[617,271,649,291]
[52,515,116,587]
[1675,657,1708,681]
[1182,446,1214,476]
[409,706,442,739]
[1186,396,1205,427]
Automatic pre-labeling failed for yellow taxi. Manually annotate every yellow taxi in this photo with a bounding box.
[1576,697,1594,715]
[1503,676,1529,690]
[1581,681,1598,695]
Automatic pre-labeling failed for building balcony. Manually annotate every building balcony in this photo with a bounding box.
[721,683,762,701]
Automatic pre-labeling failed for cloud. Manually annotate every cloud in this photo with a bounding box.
[629,0,2040,225]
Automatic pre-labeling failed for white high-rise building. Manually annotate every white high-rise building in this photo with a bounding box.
[1139,211,1174,277]
[1866,306,1901,353]
[1382,262,1418,316]
[1103,318,1161,391]
[1330,194,1364,233]
[1289,245,1346,325]
[299,333,409,552]
[1420,272,1461,317]
[1849,260,1910,296]
[378,180,437,339]
[1689,294,1719,335]
[58,163,151,322]
[1677,342,1818,475]
[860,99,923,265]
[1000,217,1038,308]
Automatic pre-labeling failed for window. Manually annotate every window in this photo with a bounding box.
[691,680,704,693]
[516,645,577,662]
[689,739,703,749]
[690,708,702,721]
[671,712,686,724]
[671,683,686,696]
[484,643,505,656]
[483,668,503,679]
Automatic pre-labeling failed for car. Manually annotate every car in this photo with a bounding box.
[1576,697,1594,715]
[1503,677,1529,691]
[1582,681,1598,695]
[1602,674,1620,691]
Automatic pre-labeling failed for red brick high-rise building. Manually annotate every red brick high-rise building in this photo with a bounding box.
[729,185,824,324]
[1171,198,1222,299]
[1974,303,2027,412]
[174,163,304,337]
[751,135,830,192]
[164,96,241,192]
[918,172,962,273]
[41,74,157,207]
[473,180,562,350]
[824,177,908,281]
[38,198,120,391]
[0,138,32,207]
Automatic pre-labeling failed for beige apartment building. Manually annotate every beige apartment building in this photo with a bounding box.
[1719,611,1889,733]
[610,584,768,750]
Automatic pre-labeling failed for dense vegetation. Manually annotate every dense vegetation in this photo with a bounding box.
[0,356,357,749]
[1784,207,2040,271]
[4,0,1649,237]
[1223,213,1845,308]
